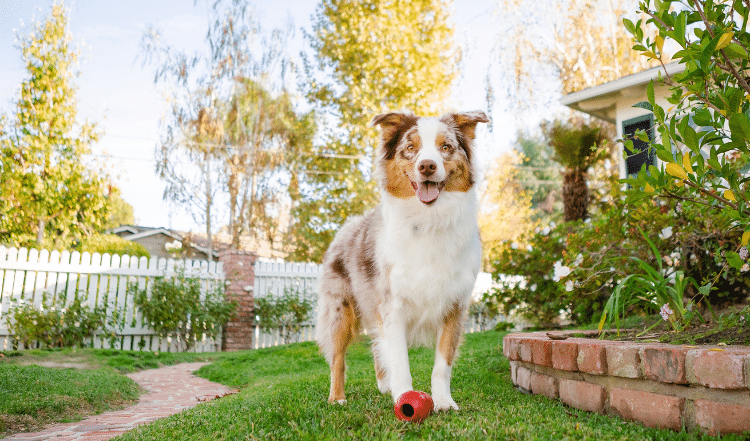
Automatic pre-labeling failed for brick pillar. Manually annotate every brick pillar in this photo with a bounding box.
[219,250,257,351]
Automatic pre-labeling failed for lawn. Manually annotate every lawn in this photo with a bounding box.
[1,331,743,440]
[0,363,141,435]
[0,346,224,436]
[114,331,735,441]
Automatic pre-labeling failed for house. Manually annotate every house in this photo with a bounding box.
[108,225,219,261]
[109,225,289,261]
[560,62,687,178]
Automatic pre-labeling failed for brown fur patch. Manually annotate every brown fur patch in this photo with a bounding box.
[328,298,357,403]
[444,155,473,193]
[438,302,465,366]
[384,158,416,199]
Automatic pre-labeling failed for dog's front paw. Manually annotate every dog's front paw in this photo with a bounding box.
[432,395,459,412]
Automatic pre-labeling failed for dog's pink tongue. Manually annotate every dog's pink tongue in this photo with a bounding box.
[417,182,440,203]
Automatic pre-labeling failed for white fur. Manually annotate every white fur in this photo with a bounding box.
[415,118,447,180]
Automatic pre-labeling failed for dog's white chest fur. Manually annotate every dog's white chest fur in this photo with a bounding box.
[376,191,482,345]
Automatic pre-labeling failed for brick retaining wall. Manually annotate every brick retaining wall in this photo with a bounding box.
[503,331,750,435]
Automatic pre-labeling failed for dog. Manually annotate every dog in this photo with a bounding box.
[315,110,489,411]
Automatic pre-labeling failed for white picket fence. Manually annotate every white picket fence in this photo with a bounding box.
[0,246,501,352]
[0,246,224,352]
[251,260,501,349]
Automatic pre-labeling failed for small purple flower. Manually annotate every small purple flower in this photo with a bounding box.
[660,304,674,321]
[740,247,749,260]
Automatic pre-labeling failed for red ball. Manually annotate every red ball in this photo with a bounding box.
[394,390,434,423]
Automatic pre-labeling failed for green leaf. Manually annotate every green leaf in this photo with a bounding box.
[726,251,746,271]
[729,113,750,145]
[633,101,653,111]
[700,34,721,71]
[724,42,749,59]
[647,80,655,105]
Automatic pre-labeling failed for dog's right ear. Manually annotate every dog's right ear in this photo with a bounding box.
[371,112,418,159]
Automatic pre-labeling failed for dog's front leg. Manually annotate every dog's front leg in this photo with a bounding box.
[431,303,464,411]
[379,301,413,402]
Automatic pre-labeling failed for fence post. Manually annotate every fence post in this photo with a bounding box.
[219,250,257,351]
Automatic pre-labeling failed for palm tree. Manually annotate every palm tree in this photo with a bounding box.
[542,118,612,222]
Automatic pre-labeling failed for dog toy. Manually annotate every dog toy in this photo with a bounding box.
[394,390,434,423]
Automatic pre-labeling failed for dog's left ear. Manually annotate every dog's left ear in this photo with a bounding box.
[442,111,489,140]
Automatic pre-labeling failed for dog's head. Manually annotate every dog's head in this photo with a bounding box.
[371,110,489,205]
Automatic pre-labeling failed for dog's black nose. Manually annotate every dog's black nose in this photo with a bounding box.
[418,160,437,177]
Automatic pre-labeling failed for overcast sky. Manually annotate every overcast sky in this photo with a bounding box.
[0,0,554,232]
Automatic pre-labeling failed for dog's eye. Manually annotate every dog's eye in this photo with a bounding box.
[406,144,415,152]
[442,144,451,152]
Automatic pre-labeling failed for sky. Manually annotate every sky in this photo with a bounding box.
[0,0,556,232]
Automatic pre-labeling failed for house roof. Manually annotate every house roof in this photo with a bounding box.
[107,225,220,258]
[560,62,686,123]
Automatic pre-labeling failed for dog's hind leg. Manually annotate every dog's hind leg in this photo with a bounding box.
[316,265,357,405]
[328,298,356,404]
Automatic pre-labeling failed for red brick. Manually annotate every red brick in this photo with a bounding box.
[559,378,605,414]
[516,365,532,391]
[640,346,688,384]
[509,361,518,385]
[530,371,559,399]
[503,335,520,361]
[695,400,750,435]
[687,349,747,389]
[552,340,579,371]
[531,338,553,367]
[607,344,642,378]
[609,387,684,430]
[519,339,535,363]
[577,341,608,375]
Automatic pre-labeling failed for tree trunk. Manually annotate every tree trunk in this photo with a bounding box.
[36,218,45,248]
[562,168,588,222]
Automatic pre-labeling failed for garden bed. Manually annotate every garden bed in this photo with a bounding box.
[503,331,750,436]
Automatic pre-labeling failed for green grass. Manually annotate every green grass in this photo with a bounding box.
[0,346,225,436]
[0,363,141,435]
[112,331,737,440]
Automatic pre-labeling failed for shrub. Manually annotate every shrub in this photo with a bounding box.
[624,0,750,264]
[130,268,235,351]
[486,179,747,328]
[254,289,313,344]
[80,233,149,258]
[7,294,106,349]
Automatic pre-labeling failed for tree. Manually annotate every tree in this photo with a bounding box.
[512,132,562,219]
[291,0,459,262]
[479,151,537,265]
[488,0,655,113]
[142,0,313,256]
[0,1,110,249]
[541,118,612,222]
[223,78,316,250]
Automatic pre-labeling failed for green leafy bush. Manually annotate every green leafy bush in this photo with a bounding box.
[486,179,748,328]
[624,0,750,249]
[7,294,106,349]
[80,233,149,258]
[254,289,313,344]
[130,269,235,351]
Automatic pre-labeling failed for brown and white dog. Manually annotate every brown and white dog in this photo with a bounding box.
[315,110,489,411]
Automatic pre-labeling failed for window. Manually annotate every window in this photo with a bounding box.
[622,114,656,178]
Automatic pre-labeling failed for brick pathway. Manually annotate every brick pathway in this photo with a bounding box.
[4,362,237,441]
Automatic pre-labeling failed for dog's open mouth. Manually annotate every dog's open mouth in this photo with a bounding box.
[410,180,445,205]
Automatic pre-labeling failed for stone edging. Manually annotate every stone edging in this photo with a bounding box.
[503,331,750,436]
